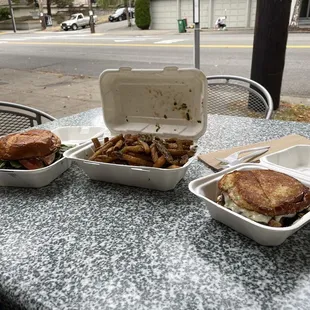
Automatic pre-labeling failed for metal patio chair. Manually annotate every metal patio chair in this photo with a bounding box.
[206,75,273,119]
[0,101,56,136]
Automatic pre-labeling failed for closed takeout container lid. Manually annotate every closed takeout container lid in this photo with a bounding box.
[99,66,208,140]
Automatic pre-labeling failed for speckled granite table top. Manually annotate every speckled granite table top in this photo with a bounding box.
[1,108,310,310]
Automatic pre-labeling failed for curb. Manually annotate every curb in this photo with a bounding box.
[35,19,108,33]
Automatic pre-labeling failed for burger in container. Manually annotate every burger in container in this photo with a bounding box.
[0,126,105,188]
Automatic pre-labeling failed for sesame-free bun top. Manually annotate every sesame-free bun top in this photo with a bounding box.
[0,129,61,161]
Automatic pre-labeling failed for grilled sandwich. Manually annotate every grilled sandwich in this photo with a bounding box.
[217,169,310,227]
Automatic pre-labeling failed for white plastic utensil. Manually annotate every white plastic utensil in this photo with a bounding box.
[215,146,270,165]
[221,147,270,168]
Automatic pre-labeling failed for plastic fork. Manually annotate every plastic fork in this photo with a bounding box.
[215,146,270,165]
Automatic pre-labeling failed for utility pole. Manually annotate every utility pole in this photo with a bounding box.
[7,0,16,33]
[193,0,200,69]
[127,0,132,28]
[250,0,292,110]
[89,0,95,34]
[38,0,46,30]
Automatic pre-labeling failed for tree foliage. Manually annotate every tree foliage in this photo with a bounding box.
[96,0,117,9]
[27,0,73,9]
[0,7,10,21]
[135,0,150,30]
[52,0,74,8]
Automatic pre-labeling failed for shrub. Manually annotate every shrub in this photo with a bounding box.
[135,0,151,30]
[0,7,10,21]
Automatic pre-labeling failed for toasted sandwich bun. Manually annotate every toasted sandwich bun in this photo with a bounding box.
[218,170,310,217]
[0,129,61,161]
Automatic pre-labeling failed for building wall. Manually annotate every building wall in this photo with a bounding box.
[250,0,257,27]
[180,0,209,28]
[150,0,177,30]
[213,0,247,27]
[150,0,257,30]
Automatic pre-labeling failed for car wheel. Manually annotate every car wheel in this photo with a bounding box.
[118,16,123,21]
[72,24,78,30]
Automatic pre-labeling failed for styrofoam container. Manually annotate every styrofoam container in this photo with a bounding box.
[51,126,105,145]
[0,126,104,188]
[260,145,310,181]
[189,163,310,246]
[64,140,200,191]
[0,158,71,188]
[64,67,208,191]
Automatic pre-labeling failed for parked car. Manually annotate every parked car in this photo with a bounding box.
[108,7,134,22]
[61,13,98,31]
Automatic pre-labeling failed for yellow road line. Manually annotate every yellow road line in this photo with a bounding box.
[2,41,310,48]
[0,31,7,35]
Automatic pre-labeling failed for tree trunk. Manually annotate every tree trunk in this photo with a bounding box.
[47,0,51,16]
[250,0,292,110]
[124,0,132,27]
[290,0,302,28]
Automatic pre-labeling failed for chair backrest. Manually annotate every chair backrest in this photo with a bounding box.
[206,75,273,119]
[0,101,56,136]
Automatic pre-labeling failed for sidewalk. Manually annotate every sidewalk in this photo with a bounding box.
[1,68,309,120]
[0,68,101,118]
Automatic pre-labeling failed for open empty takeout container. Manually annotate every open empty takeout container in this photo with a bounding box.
[64,67,208,191]
[189,163,310,246]
[51,126,105,145]
[260,144,310,182]
[0,126,105,188]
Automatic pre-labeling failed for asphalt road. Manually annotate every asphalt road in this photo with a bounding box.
[1,21,310,98]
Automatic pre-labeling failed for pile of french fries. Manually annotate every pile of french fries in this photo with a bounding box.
[89,134,196,169]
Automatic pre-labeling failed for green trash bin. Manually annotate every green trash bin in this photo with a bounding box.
[178,19,186,33]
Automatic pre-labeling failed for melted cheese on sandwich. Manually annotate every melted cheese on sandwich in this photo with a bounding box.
[222,193,297,224]
[223,193,272,224]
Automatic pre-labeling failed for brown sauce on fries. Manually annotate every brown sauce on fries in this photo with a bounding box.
[89,134,197,169]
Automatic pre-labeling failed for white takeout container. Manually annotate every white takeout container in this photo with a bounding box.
[189,163,310,246]
[0,126,104,188]
[260,144,310,182]
[64,67,208,191]
[51,126,105,145]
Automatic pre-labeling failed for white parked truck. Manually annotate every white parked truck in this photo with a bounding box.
[61,13,98,31]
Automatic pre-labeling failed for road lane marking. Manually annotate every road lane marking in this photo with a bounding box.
[154,39,186,44]
[1,41,310,49]
[114,39,134,42]
[0,36,160,42]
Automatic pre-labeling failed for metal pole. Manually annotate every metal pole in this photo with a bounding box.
[193,0,200,69]
[194,23,200,69]
[38,0,46,30]
[177,0,181,19]
[89,0,95,34]
[7,0,16,33]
